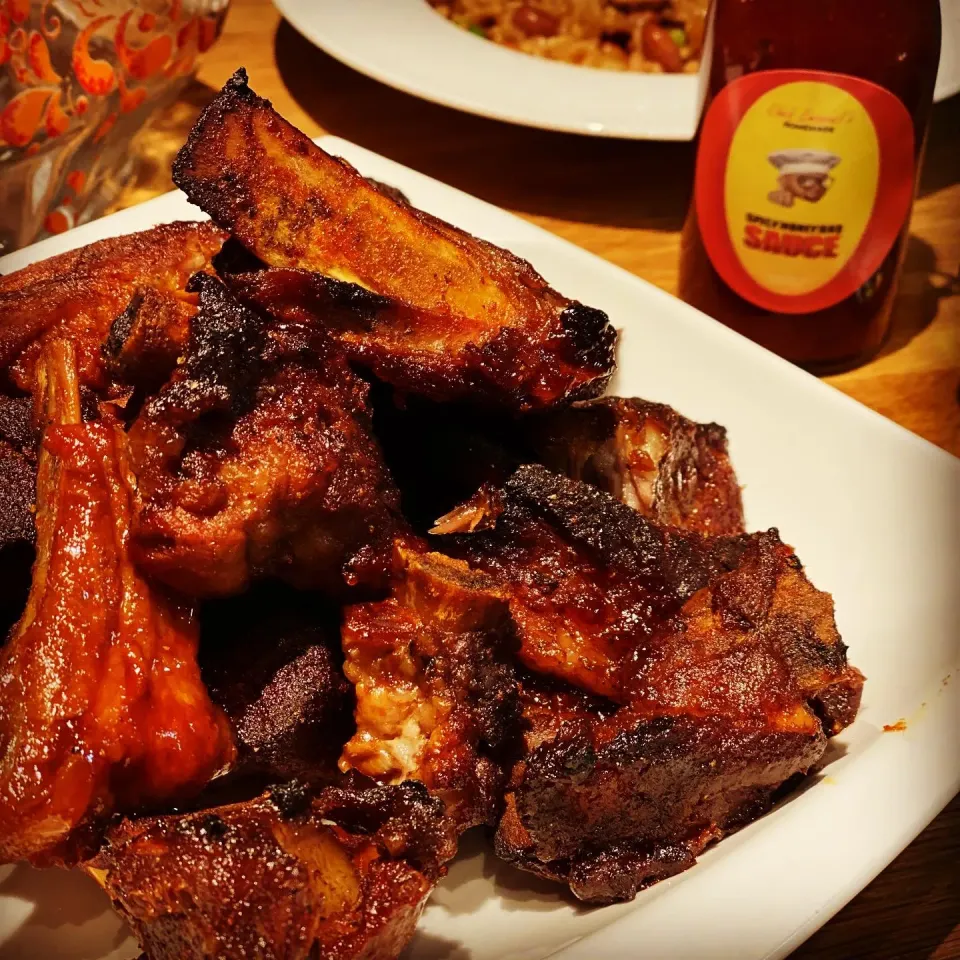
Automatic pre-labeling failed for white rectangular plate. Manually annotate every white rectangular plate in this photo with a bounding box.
[1,137,958,960]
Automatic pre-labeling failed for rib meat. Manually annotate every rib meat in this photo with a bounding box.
[102,286,196,396]
[173,69,617,410]
[85,780,457,960]
[201,584,353,785]
[340,544,520,831]
[497,704,826,903]
[496,529,862,901]
[126,273,406,598]
[0,341,234,866]
[434,466,862,901]
[434,465,752,700]
[531,397,745,535]
[0,222,225,390]
[370,393,744,536]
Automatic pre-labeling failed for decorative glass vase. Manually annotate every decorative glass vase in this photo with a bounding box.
[0,0,230,254]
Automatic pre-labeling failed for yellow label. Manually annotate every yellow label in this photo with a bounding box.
[695,69,916,314]
[724,81,880,298]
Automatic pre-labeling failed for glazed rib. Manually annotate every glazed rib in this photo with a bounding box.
[126,274,406,598]
[531,396,745,534]
[434,466,862,901]
[496,527,862,902]
[173,69,617,410]
[0,222,225,390]
[0,341,234,865]
[434,465,751,700]
[85,780,457,960]
[339,544,520,832]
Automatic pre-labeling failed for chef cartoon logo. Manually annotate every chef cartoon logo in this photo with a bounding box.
[766,149,841,208]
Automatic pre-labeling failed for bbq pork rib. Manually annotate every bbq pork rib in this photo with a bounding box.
[124,273,406,598]
[496,530,863,902]
[85,780,457,960]
[435,465,752,700]
[436,465,863,901]
[0,342,234,866]
[370,392,745,536]
[0,221,225,390]
[340,544,520,832]
[531,397,745,535]
[103,285,197,396]
[172,69,617,410]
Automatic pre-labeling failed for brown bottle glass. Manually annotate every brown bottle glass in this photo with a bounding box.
[678,0,941,372]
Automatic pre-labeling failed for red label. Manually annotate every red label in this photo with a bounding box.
[695,70,916,314]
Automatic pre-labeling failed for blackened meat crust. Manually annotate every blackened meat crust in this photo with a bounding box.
[201,585,353,785]
[200,583,354,783]
[497,709,825,903]
[0,392,37,550]
[0,394,37,637]
[127,274,406,598]
[437,465,751,699]
[174,69,617,411]
[103,287,195,397]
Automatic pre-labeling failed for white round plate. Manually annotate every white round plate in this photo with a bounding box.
[272,0,711,140]
[274,0,959,141]
[938,0,960,101]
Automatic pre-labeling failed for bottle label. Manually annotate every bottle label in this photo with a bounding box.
[695,70,915,314]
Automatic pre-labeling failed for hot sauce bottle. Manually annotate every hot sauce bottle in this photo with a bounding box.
[679,0,942,372]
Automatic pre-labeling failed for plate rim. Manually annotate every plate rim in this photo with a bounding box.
[271,0,708,140]
[271,0,958,143]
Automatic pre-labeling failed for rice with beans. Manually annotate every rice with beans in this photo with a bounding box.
[427,0,708,73]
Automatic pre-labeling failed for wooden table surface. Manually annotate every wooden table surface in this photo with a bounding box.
[116,1,960,956]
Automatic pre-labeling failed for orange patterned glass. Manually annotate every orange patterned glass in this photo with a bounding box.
[0,0,230,253]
